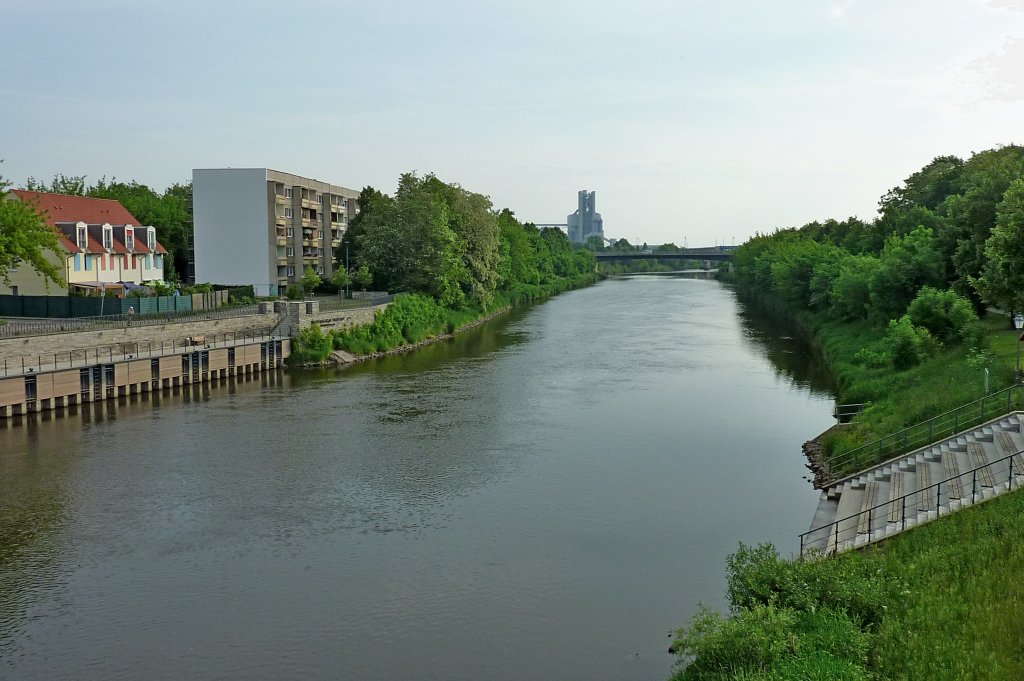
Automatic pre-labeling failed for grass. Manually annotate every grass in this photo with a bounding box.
[672,290,1024,680]
[672,487,1024,680]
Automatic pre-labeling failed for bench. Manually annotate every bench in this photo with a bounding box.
[942,453,963,500]
[857,481,880,535]
[887,471,903,523]
[966,441,994,488]
[994,430,1024,474]
[917,463,934,512]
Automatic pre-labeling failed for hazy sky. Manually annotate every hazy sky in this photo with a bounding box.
[4,0,1023,246]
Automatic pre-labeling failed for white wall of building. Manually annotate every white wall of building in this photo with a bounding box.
[193,168,272,295]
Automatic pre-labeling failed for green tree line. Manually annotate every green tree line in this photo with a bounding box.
[730,144,1024,371]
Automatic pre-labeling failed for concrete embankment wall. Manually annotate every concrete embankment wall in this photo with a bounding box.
[0,313,279,368]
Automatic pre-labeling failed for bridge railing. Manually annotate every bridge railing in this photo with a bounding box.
[800,448,1024,558]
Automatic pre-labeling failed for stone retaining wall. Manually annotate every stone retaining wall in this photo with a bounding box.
[0,313,279,366]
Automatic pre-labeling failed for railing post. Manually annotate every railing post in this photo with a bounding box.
[1011,456,1015,491]
[901,495,907,531]
[799,534,804,559]
[937,481,941,514]
[868,507,872,542]
[833,522,839,555]
[972,469,977,504]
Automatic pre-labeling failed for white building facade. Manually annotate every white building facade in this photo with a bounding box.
[193,168,359,296]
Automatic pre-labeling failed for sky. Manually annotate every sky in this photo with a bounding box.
[3,0,1023,247]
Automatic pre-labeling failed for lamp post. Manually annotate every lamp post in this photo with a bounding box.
[1014,314,1024,383]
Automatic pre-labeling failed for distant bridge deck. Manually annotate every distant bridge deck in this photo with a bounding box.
[595,248,734,262]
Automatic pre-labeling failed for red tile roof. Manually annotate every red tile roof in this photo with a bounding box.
[12,190,142,227]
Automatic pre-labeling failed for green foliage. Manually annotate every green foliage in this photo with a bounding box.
[0,173,64,287]
[976,178,1024,313]
[147,279,177,296]
[906,287,980,344]
[288,323,332,364]
[672,544,880,680]
[883,315,936,370]
[284,284,302,300]
[300,265,321,296]
[348,174,595,308]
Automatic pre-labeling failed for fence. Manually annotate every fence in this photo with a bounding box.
[0,290,228,319]
[800,447,1024,557]
[1,327,277,377]
[315,293,394,312]
[0,304,263,340]
[821,385,1024,483]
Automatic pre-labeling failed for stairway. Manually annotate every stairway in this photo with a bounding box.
[801,411,1024,556]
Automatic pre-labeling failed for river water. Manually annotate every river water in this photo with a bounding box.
[0,275,835,681]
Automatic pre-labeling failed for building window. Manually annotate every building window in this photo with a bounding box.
[85,254,92,271]
[316,193,323,204]
[286,247,294,256]
[74,254,81,272]
[285,187,292,199]
[76,225,87,249]
[147,228,155,249]
[285,207,293,218]
[286,227,294,237]
[286,266,295,277]
[317,230,323,240]
[125,228,134,251]
[103,227,113,250]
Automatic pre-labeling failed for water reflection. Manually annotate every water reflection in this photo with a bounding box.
[0,277,835,681]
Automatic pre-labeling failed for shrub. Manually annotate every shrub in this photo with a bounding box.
[284,284,303,300]
[289,323,332,364]
[906,287,979,344]
[884,315,936,370]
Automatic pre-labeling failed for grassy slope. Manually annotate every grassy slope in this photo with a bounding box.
[671,295,1024,680]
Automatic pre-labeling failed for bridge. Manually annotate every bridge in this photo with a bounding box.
[595,247,735,263]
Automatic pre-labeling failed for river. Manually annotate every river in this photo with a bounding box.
[0,274,835,681]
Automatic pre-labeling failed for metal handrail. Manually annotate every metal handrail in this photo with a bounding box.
[0,304,264,339]
[821,384,1023,480]
[1,328,283,377]
[800,447,1024,557]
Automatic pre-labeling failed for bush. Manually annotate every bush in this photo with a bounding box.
[284,284,303,300]
[288,323,332,364]
[884,315,936,370]
[907,287,979,344]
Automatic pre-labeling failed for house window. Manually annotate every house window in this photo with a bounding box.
[85,254,92,271]
[286,227,294,237]
[285,187,292,199]
[125,229,134,251]
[316,193,322,204]
[147,228,155,249]
[317,248,323,257]
[74,254,81,272]
[285,207,293,218]
[286,266,295,277]
[317,230,323,240]
[286,247,294,256]
[76,225,87,249]
[102,227,113,250]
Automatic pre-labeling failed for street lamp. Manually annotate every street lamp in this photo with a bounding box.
[1014,314,1024,383]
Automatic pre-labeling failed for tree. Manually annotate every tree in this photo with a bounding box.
[25,173,87,196]
[975,178,1024,313]
[300,265,321,296]
[352,264,372,292]
[0,175,64,287]
[331,267,351,297]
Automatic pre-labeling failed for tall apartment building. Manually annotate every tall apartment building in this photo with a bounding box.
[566,190,604,244]
[192,168,359,296]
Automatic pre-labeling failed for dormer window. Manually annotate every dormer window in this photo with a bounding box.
[125,227,134,251]
[147,227,155,250]
[76,223,87,249]
[102,224,113,250]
